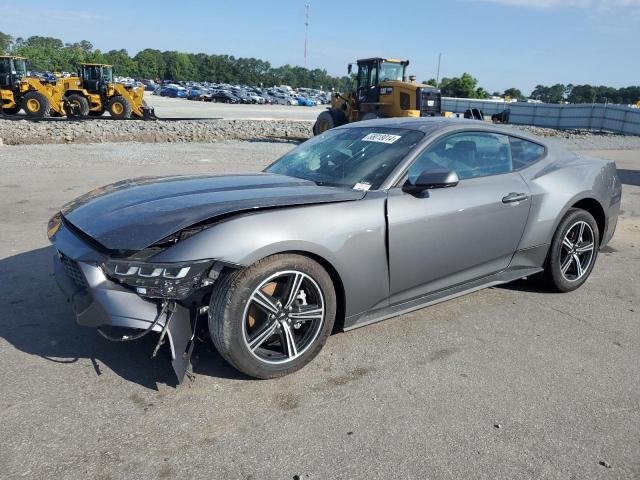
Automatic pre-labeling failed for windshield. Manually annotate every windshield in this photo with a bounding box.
[102,66,113,83]
[379,62,404,82]
[265,127,424,190]
[13,59,27,77]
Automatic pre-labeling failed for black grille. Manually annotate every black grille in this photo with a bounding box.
[60,253,87,289]
[418,88,442,117]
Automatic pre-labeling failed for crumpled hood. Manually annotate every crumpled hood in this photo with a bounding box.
[61,173,365,251]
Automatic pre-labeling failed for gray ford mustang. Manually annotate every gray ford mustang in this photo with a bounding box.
[48,118,621,381]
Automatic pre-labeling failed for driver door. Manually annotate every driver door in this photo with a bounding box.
[387,131,531,305]
[357,63,379,105]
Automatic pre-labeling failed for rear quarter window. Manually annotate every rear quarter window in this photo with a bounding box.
[510,137,546,170]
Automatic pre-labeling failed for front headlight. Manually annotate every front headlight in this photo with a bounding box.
[102,259,216,300]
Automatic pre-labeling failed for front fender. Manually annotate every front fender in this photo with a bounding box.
[151,194,390,317]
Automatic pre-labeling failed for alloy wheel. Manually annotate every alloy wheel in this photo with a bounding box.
[242,270,325,364]
[559,220,595,282]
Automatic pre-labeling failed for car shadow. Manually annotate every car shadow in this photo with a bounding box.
[495,277,551,294]
[617,169,640,187]
[0,246,248,390]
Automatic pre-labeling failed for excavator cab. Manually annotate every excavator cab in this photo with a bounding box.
[0,56,27,89]
[352,58,408,105]
[77,63,113,94]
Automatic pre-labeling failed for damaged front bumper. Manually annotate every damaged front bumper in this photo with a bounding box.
[50,221,200,383]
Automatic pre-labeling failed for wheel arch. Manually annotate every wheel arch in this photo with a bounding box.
[541,193,608,250]
[570,197,606,244]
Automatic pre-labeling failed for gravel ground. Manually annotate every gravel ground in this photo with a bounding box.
[0,140,638,479]
[0,118,313,146]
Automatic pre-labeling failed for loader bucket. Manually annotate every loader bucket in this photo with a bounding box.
[143,105,157,120]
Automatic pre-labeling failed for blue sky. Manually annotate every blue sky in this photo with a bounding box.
[1,0,639,94]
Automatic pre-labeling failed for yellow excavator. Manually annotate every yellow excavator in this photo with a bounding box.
[313,57,442,134]
[0,56,153,119]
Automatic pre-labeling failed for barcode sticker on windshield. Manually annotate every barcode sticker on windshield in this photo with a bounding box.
[362,133,402,144]
[353,182,372,191]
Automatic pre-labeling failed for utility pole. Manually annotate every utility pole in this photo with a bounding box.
[435,52,442,87]
[304,2,310,67]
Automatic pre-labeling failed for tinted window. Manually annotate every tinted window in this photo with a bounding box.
[510,137,545,170]
[0,59,11,74]
[408,132,512,182]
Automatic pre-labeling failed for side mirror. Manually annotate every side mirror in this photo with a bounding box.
[348,63,353,75]
[402,169,459,194]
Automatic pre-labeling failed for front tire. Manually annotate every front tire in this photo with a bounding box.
[107,95,132,119]
[543,208,599,292]
[313,108,347,135]
[66,93,90,116]
[22,91,51,117]
[209,254,337,379]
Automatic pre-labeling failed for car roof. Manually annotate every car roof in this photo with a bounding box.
[337,117,549,145]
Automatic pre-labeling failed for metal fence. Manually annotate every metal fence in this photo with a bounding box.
[441,98,640,136]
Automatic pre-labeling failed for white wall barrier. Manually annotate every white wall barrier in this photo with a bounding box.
[440,98,640,135]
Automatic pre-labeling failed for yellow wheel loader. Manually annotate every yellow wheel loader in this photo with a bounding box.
[62,63,154,119]
[0,55,74,117]
[313,57,442,134]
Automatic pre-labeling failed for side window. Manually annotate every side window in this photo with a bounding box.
[407,132,513,182]
[510,137,545,170]
[369,65,378,87]
[357,65,369,91]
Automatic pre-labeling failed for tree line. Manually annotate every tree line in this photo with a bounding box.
[424,73,640,105]
[1,32,638,104]
[0,33,352,91]
[530,84,640,105]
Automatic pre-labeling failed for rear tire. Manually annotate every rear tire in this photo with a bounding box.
[313,108,347,135]
[107,95,132,119]
[22,91,51,117]
[66,94,90,116]
[209,254,337,379]
[543,208,599,292]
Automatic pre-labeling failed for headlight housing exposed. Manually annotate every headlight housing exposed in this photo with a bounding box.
[379,87,393,95]
[102,259,216,300]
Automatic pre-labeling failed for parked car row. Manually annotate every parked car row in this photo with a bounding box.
[143,79,331,106]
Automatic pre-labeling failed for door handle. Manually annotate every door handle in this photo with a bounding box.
[502,192,528,203]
